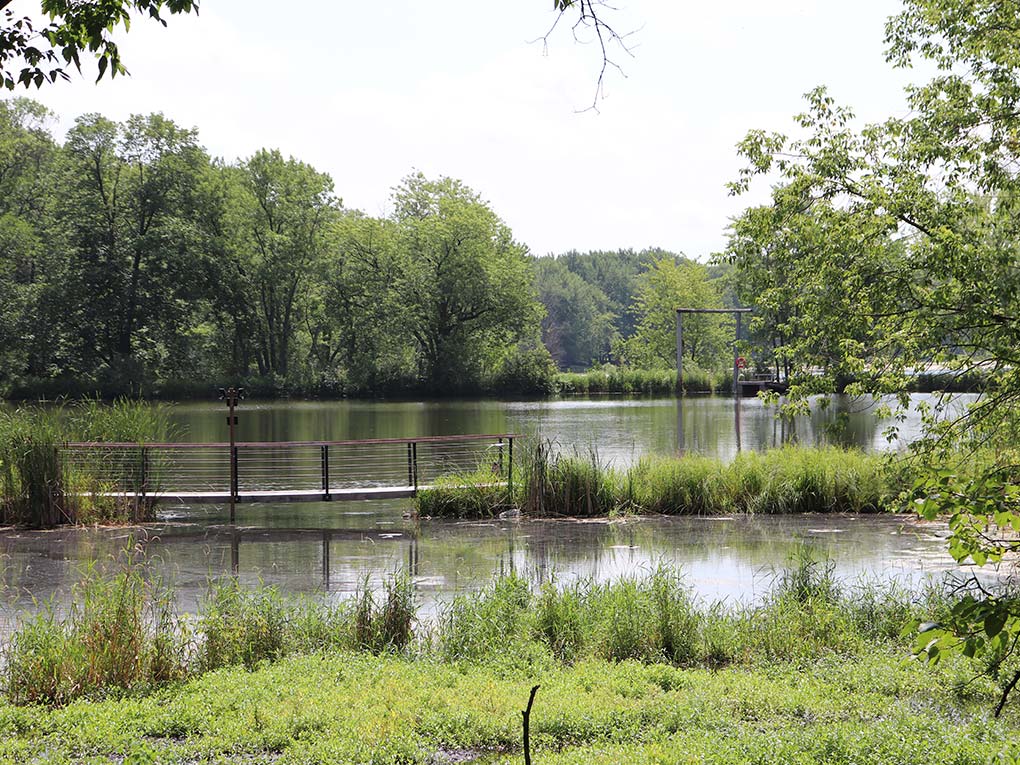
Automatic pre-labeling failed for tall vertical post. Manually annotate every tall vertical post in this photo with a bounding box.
[228,397,236,524]
[322,445,330,500]
[219,386,244,525]
[411,441,419,494]
[733,311,742,398]
[508,437,514,497]
[675,310,684,395]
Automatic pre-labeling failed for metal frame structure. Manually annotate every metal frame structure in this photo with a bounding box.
[62,433,520,507]
[675,308,753,396]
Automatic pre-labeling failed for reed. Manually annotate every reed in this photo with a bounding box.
[0,399,177,527]
[0,552,968,707]
[555,366,731,396]
[2,549,189,705]
[416,442,899,519]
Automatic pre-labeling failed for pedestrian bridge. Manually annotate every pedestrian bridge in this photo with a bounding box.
[61,433,519,506]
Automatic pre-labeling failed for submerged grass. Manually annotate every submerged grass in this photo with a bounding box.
[417,441,901,519]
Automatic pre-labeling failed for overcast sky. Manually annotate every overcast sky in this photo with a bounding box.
[14,0,920,259]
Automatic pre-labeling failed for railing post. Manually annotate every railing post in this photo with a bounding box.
[411,441,418,494]
[322,444,331,500]
[498,438,504,477]
[230,445,239,524]
[508,437,514,497]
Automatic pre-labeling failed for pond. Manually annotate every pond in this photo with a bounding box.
[167,392,966,464]
[0,504,987,624]
[0,394,1000,625]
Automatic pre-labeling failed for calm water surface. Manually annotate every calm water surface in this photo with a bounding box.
[0,394,999,622]
[168,393,968,463]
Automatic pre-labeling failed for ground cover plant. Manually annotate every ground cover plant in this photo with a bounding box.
[1,551,1018,763]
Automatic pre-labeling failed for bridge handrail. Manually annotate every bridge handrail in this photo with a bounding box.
[62,433,523,449]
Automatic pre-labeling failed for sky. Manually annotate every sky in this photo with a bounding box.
[11,0,922,259]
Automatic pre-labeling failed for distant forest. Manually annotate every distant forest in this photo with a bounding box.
[0,100,737,399]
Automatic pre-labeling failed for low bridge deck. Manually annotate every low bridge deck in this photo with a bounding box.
[62,433,518,506]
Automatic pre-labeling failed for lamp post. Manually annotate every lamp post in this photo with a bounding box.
[218,386,245,524]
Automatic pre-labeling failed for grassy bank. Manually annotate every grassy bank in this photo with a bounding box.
[416,444,900,519]
[555,367,730,395]
[0,400,175,527]
[0,556,1017,763]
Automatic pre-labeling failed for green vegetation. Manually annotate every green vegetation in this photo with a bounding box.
[554,366,731,395]
[0,555,1017,763]
[0,103,552,399]
[0,400,175,527]
[725,0,1020,709]
[1,1,199,91]
[417,443,898,519]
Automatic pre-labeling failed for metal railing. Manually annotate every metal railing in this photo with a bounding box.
[61,433,519,506]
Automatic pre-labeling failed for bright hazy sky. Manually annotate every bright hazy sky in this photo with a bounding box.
[14,0,920,258]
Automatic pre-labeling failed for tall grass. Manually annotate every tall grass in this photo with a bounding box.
[2,549,188,705]
[1,550,964,707]
[415,442,900,519]
[0,399,177,527]
[555,366,732,396]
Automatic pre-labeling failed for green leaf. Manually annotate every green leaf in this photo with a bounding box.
[984,610,1008,639]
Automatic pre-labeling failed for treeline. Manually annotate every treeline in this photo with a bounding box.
[535,251,736,372]
[0,99,741,399]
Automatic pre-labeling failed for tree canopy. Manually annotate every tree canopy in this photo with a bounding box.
[1,0,199,90]
[726,0,1020,712]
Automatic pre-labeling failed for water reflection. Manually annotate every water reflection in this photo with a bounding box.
[0,393,991,624]
[0,500,1002,627]
[163,393,972,466]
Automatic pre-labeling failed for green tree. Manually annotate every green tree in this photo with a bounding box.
[314,212,414,394]
[391,172,543,392]
[560,248,657,339]
[225,149,339,382]
[533,256,617,370]
[727,0,1020,712]
[0,98,54,391]
[1,0,198,90]
[619,256,729,371]
[47,111,214,388]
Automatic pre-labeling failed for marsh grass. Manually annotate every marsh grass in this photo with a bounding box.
[415,470,512,518]
[2,550,188,705]
[555,367,730,395]
[521,441,618,517]
[418,441,899,519]
[0,548,961,708]
[0,399,177,527]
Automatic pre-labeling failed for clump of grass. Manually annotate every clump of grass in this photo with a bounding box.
[350,573,416,652]
[439,573,533,661]
[197,581,290,672]
[198,572,416,671]
[417,442,900,519]
[555,366,731,395]
[2,549,189,705]
[520,441,619,517]
[0,399,178,528]
[415,470,511,518]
